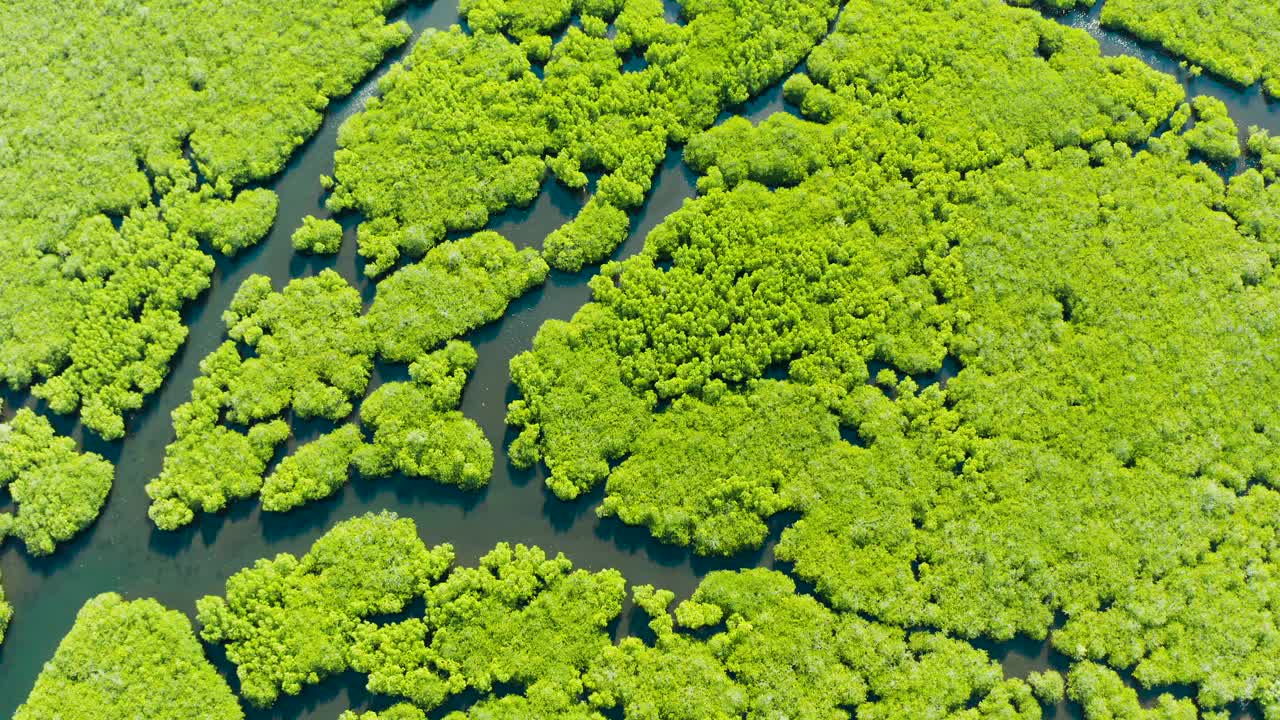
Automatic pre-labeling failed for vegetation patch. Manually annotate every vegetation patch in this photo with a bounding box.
[14,593,242,720]
[1103,0,1280,95]
[145,232,536,528]
[0,0,417,438]
[327,0,842,276]
[0,406,113,557]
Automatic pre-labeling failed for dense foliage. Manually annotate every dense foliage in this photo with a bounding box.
[146,270,372,529]
[14,593,241,720]
[18,526,1208,718]
[327,0,842,276]
[1180,95,1242,164]
[367,232,548,363]
[353,341,492,489]
[0,406,113,556]
[260,425,365,513]
[11,0,1279,715]
[148,228,538,527]
[351,542,625,708]
[197,512,454,707]
[1102,0,1280,96]
[1247,127,1280,182]
[597,380,842,555]
[292,216,346,255]
[503,0,1280,713]
[204,516,1046,718]
[1066,663,1195,720]
[0,0,416,438]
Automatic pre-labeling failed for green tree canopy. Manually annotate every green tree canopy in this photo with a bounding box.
[0,0,416,436]
[353,341,491,489]
[14,593,242,720]
[150,230,532,528]
[197,512,454,707]
[1102,0,1280,96]
[352,543,625,708]
[329,0,842,276]
[367,233,549,363]
[502,0,1280,711]
[0,406,113,557]
[146,270,373,529]
[292,216,346,255]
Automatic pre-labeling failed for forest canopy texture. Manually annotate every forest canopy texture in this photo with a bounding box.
[195,514,1194,719]
[328,0,842,275]
[14,593,242,720]
[144,230,544,529]
[0,0,415,440]
[10,0,1280,717]
[1101,0,1280,95]
[501,0,1280,714]
[0,404,114,557]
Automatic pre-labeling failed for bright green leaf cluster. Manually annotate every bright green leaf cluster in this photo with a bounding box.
[1102,0,1280,96]
[329,0,841,276]
[261,425,364,513]
[460,0,578,41]
[146,270,372,529]
[0,407,113,556]
[1247,127,1280,182]
[206,520,1036,718]
[699,0,1181,178]
[292,216,346,255]
[1182,95,1242,163]
[7,212,214,439]
[367,232,549,362]
[329,29,549,276]
[503,0,1280,711]
[1026,671,1066,706]
[196,512,455,707]
[14,593,242,720]
[599,380,842,555]
[1066,662,1196,720]
[165,186,280,256]
[339,706,427,720]
[0,0,415,436]
[354,341,492,489]
[508,173,957,513]
[149,230,533,527]
[352,543,625,708]
[441,686,604,720]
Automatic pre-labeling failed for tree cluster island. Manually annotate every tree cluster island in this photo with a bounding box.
[4,0,1280,718]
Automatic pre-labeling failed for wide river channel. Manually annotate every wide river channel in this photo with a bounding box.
[0,1,1277,717]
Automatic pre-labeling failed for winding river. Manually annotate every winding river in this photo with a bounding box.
[0,0,1276,717]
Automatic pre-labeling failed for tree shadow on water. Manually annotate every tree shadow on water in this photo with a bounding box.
[146,497,255,556]
[351,469,487,514]
[205,637,373,720]
[258,492,347,545]
[542,480,604,533]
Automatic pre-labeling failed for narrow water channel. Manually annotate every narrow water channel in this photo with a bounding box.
[1,0,1276,717]
[1055,0,1280,154]
[0,1,734,716]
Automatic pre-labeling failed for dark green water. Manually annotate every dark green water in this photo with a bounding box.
[1,0,1277,717]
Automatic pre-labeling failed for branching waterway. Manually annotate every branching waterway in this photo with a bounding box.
[1,0,1277,717]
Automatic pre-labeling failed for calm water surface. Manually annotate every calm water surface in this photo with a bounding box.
[0,0,1276,717]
